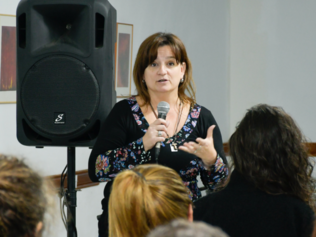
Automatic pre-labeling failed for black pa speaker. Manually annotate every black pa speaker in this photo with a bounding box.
[16,0,117,147]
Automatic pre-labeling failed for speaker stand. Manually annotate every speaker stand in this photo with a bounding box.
[67,147,77,237]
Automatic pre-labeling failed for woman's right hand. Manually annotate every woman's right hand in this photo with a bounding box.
[143,118,169,151]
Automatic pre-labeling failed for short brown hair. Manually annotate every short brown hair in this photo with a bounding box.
[109,164,192,237]
[133,32,196,107]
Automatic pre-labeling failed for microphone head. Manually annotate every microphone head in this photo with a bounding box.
[157,101,170,119]
[157,101,170,114]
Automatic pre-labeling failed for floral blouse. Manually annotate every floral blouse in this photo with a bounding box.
[91,97,228,201]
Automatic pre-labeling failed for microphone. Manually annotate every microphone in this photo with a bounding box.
[155,101,170,162]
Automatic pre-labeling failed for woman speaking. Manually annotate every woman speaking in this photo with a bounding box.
[88,32,228,237]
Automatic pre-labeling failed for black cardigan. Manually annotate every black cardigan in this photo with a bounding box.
[194,170,315,237]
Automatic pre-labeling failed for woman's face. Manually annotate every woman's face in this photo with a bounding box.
[143,45,186,96]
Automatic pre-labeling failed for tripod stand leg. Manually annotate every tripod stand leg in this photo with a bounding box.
[67,147,77,237]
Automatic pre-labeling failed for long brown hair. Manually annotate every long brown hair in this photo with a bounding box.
[229,104,316,211]
[0,154,56,237]
[109,164,192,237]
[133,32,196,107]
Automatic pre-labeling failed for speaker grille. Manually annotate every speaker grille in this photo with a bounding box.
[21,55,99,136]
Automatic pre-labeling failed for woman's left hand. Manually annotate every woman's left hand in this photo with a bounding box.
[178,125,217,168]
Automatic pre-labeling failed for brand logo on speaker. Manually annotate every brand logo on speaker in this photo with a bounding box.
[54,113,66,124]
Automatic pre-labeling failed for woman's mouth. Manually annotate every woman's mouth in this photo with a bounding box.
[158,79,168,82]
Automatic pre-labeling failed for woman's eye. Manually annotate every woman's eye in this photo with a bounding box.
[168,62,175,66]
[150,63,157,67]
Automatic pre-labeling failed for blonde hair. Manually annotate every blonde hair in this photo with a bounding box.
[109,164,192,237]
[0,154,56,237]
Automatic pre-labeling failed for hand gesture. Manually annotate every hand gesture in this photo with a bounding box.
[178,125,217,167]
[143,118,169,151]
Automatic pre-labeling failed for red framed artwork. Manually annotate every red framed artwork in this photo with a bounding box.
[115,23,133,98]
[0,14,16,104]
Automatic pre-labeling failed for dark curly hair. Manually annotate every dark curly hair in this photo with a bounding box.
[229,104,316,212]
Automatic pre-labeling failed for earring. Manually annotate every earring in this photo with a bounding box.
[142,79,145,83]
[180,77,184,83]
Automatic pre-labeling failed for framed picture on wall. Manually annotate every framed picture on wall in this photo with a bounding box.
[115,23,133,98]
[0,14,16,104]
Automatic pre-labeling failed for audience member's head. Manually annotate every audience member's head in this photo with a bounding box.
[229,104,316,210]
[109,164,193,237]
[146,219,229,237]
[0,154,56,237]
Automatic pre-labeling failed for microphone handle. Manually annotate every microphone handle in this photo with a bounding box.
[155,112,167,163]
[158,112,167,120]
[155,143,161,163]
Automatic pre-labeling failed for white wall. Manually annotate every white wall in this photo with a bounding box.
[0,0,229,236]
[230,0,316,142]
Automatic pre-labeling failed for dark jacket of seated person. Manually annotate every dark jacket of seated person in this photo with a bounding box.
[194,170,314,237]
[194,104,316,237]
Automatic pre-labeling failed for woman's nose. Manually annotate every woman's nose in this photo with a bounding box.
[157,64,167,75]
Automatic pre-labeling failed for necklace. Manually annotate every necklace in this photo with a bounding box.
[150,99,183,152]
